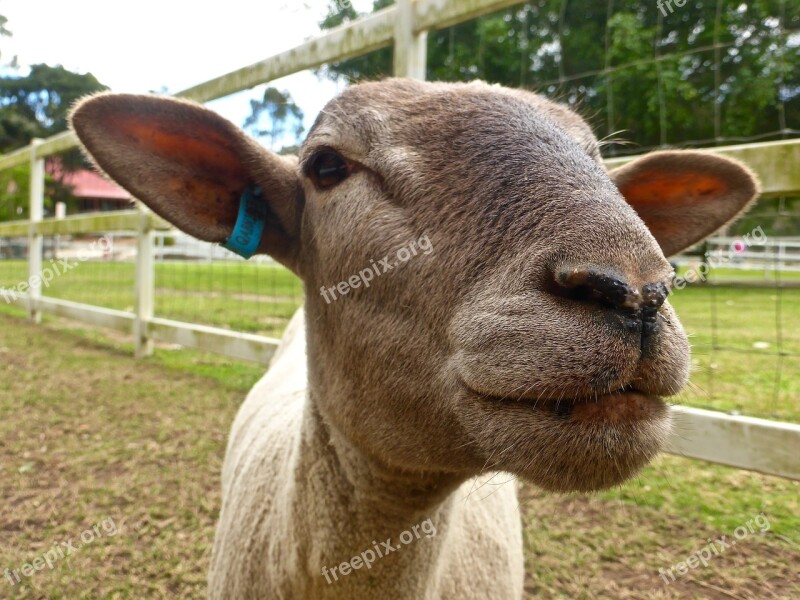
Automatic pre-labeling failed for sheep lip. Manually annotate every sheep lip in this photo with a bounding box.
[460,382,664,419]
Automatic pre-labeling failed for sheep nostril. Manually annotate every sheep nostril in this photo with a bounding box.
[642,282,669,312]
[553,267,643,313]
[640,282,670,339]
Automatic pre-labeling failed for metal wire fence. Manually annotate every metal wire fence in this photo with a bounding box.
[151,233,303,338]
[0,233,305,340]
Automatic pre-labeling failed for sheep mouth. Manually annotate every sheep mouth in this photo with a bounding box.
[461,383,665,424]
[544,389,665,423]
[456,381,671,491]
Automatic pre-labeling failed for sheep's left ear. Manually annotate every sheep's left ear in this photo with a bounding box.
[609,151,760,256]
[69,93,303,272]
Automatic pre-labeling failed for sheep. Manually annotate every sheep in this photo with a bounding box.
[70,78,758,599]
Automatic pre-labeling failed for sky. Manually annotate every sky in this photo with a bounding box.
[1,0,375,149]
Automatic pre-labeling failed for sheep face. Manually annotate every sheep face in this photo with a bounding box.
[70,79,758,492]
[299,80,757,492]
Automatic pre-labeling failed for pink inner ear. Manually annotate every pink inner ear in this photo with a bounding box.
[619,169,730,207]
[95,113,248,239]
[108,115,246,180]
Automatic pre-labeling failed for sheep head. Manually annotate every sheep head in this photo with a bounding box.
[70,79,758,492]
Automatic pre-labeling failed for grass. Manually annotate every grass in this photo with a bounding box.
[676,265,800,283]
[0,314,797,599]
[0,315,245,598]
[0,260,304,338]
[667,285,800,421]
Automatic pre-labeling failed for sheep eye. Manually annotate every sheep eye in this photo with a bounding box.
[311,151,350,189]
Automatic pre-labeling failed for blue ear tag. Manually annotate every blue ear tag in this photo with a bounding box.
[223,184,267,259]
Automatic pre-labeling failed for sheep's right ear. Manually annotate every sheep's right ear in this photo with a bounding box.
[608,150,759,257]
[69,93,303,271]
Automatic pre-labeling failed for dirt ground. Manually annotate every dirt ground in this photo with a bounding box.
[1,314,798,599]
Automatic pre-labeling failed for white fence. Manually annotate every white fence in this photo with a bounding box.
[704,238,800,273]
[0,0,798,481]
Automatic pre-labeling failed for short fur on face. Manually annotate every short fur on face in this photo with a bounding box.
[70,78,758,492]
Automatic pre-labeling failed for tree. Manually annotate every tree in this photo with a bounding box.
[0,164,29,221]
[318,1,799,155]
[0,15,109,220]
[243,86,304,152]
[0,63,108,219]
[318,0,393,82]
[0,13,10,38]
[0,11,14,69]
[0,63,107,152]
[318,1,799,236]
[0,163,69,222]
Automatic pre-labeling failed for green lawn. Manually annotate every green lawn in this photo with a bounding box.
[0,259,304,338]
[1,259,797,420]
[668,285,799,421]
[0,315,797,599]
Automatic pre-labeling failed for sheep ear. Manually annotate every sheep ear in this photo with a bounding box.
[69,93,303,269]
[609,151,760,256]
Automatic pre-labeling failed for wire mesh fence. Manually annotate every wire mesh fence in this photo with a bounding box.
[0,238,27,305]
[669,253,800,423]
[0,234,133,311]
[152,233,303,338]
[0,232,304,340]
[2,227,796,421]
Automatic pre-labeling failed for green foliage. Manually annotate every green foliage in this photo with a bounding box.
[0,12,14,68]
[0,63,108,152]
[0,163,70,221]
[319,0,360,29]
[317,1,800,235]
[317,0,394,82]
[319,0,799,153]
[243,86,304,151]
[0,13,10,38]
[734,196,800,237]
[0,14,108,221]
[0,164,28,221]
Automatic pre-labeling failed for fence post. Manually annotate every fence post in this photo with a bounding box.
[394,0,427,79]
[134,202,155,358]
[28,139,44,324]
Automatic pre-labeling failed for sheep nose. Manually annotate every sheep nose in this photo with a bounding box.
[553,267,669,315]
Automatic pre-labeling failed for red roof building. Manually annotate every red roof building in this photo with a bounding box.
[46,160,131,213]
